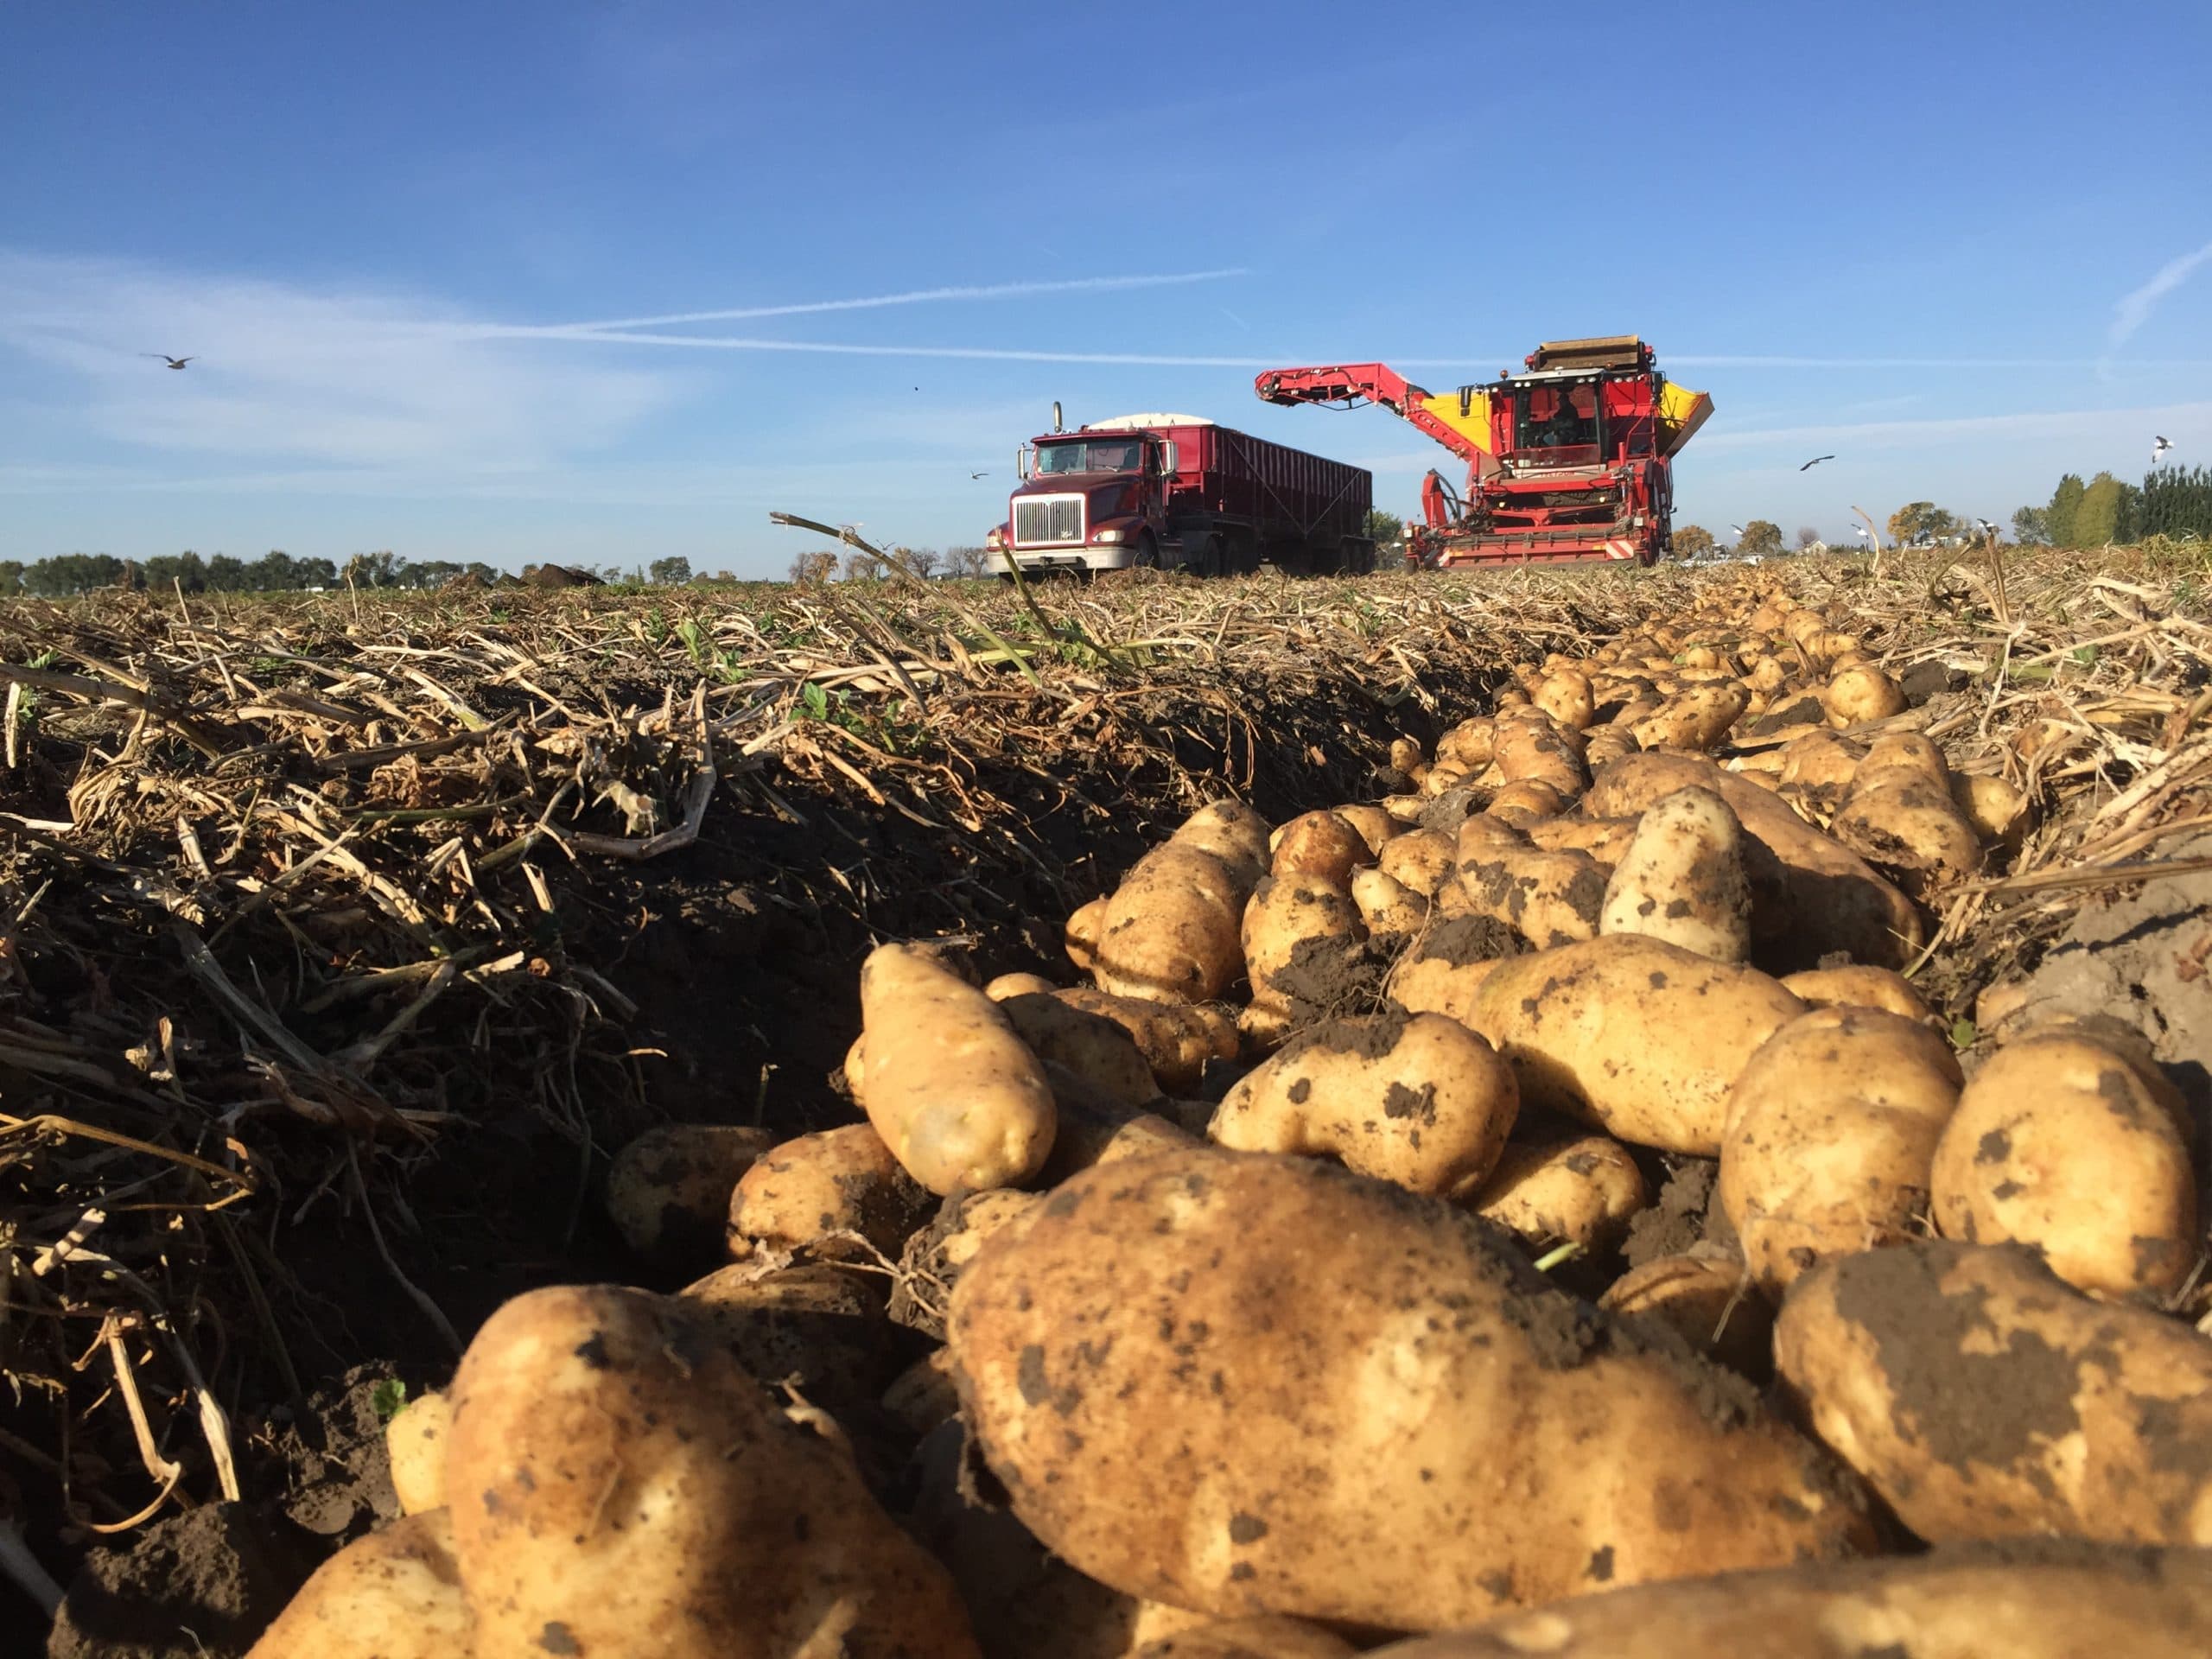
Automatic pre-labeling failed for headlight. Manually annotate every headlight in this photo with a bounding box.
[986,527,1003,548]
[1093,528,1123,543]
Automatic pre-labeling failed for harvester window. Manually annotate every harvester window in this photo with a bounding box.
[1516,382,1600,451]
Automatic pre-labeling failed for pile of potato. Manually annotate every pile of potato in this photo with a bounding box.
[251,584,2212,1657]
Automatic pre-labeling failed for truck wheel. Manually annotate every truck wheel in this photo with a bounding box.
[1133,532,1160,570]
[1184,533,1224,578]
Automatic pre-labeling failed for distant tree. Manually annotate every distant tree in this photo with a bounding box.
[2046,474,2087,548]
[787,550,836,585]
[142,550,208,594]
[401,560,465,588]
[1796,525,1821,550]
[2072,472,2139,547]
[648,556,693,586]
[1735,519,1784,557]
[2139,465,2212,540]
[943,544,993,578]
[840,550,884,581]
[0,560,21,596]
[21,553,125,596]
[1886,503,1960,547]
[2011,505,2052,545]
[1364,508,1405,550]
[346,550,404,588]
[896,548,942,581]
[1672,524,1715,561]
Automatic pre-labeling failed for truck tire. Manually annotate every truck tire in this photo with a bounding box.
[1182,531,1224,578]
[1132,531,1160,570]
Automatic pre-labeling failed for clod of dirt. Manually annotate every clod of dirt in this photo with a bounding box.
[248,1365,404,1542]
[1623,1157,1738,1268]
[45,1503,318,1659]
[1898,658,1967,705]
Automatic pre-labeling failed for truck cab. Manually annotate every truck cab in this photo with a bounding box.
[988,420,1182,574]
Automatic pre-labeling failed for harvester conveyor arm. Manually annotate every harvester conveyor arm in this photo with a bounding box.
[1253,363,1486,465]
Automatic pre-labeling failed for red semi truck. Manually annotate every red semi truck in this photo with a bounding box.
[986,408,1374,577]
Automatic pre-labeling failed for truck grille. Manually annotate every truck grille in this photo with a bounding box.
[1014,496,1083,546]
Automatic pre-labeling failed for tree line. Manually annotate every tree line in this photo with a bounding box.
[0,549,514,597]
[2013,466,2212,547]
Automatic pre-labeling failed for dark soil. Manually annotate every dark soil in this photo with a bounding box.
[45,1504,319,1659]
[1622,1157,1738,1268]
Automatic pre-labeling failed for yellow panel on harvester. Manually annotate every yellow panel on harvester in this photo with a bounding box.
[1658,381,1713,458]
[1419,389,1496,456]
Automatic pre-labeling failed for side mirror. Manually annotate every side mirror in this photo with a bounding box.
[1017,447,1032,480]
[1160,441,1178,476]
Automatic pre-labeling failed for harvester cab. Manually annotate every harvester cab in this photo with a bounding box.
[1254,337,1712,569]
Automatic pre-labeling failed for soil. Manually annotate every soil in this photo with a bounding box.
[45,1503,319,1659]
[1622,1157,1738,1268]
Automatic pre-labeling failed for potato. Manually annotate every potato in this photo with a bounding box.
[996,991,1160,1107]
[1452,827,1607,950]
[1929,1031,2196,1298]
[385,1389,452,1517]
[1525,814,1640,866]
[1033,1069,1201,1186]
[1368,1541,2212,1656]
[245,1510,470,1659]
[1778,963,1936,1025]
[730,1122,934,1260]
[1376,826,1456,895]
[1532,669,1595,733]
[682,1261,899,1407]
[1829,734,1980,897]
[1420,760,1471,798]
[1171,799,1273,887]
[1599,1251,1770,1376]
[1211,1010,1517,1199]
[1052,988,1239,1095]
[1471,936,1807,1155]
[1387,915,1521,1025]
[882,1348,962,1437]
[1241,873,1368,1017]
[985,971,1059,1000]
[1327,803,1399,856]
[1389,734,1427,774]
[1065,897,1106,974]
[1775,729,1862,819]
[1492,710,1587,798]
[604,1123,776,1268]
[888,1189,1046,1339]
[1776,1241,2212,1547]
[1093,844,1254,1003]
[1599,785,1751,963]
[1433,718,1496,772]
[1579,723,1639,771]
[1350,866,1428,941]
[858,943,1057,1194]
[1821,664,1907,728]
[1949,769,2031,848]
[1469,1135,1649,1251]
[1630,684,1747,752]
[448,1285,976,1659]
[1269,810,1375,884]
[1585,752,1923,969]
[1719,1007,1962,1296]
[1134,1616,1357,1658]
[950,1147,1867,1630]
[1481,778,1568,823]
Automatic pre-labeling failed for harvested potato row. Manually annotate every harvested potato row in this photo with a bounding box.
[950,1147,1869,1632]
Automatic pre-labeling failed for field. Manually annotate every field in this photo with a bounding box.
[5,544,2212,1649]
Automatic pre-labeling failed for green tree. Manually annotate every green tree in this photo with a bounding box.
[648,556,693,586]
[2047,474,2086,548]
[2011,505,2051,545]
[2072,472,2139,547]
[1886,502,1960,547]
[2139,465,2212,539]
[0,560,21,596]
[1735,519,1784,557]
[1672,524,1715,561]
[1364,508,1405,550]
[142,550,208,594]
[22,553,125,595]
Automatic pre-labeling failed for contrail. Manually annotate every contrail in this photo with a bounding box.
[2109,239,2212,350]
[505,270,1249,334]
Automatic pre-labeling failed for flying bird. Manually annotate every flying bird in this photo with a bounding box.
[2153,435,2172,465]
[1800,454,1835,471]
[142,354,194,370]
[970,471,989,479]
[1729,524,1746,535]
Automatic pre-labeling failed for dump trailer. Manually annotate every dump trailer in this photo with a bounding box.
[1254,337,1712,568]
[986,410,1374,576]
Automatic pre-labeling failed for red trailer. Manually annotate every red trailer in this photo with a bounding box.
[987,410,1374,576]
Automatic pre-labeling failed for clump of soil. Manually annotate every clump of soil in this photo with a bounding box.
[245,1364,404,1543]
[1623,1157,1738,1268]
[45,1503,318,1659]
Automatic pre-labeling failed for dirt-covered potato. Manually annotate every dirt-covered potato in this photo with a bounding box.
[1929,1031,2197,1299]
[1327,803,1399,856]
[1093,844,1255,1004]
[995,991,1160,1108]
[1525,814,1641,866]
[1586,752,1923,969]
[1599,1250,1770,1375]
[1065,896,1106,974]
[1580,722,1640,771]
[1470,1135,1649,1251]
[1433,716,1496,772]
[1452,827,1606,950]
[1949,769,2032,848]
[448,1285,977,1659]
[950,1147,1867,1630]
[1350,866,1428,941]
[245,1510,470,1659]
[1821,664,1907,728]
[385,1389,451,1517]
[1776,729,1863,820]
[729,1122,934,1260]
[1367,1542,2212,1657]
[985,971,1059,1000]
[1829,734,1981,897]
[1052,988,1239,1095]
[1210,1010,1516,1200]
[1376,826,1457,895]
[681,1261,899,1408]
[1778,963,1936,1025]
[1471,936,1807,1155]
[605,1122,776,1268]
[1720,1007,1962,1296]
[888,1189,1047,1340]
[1171,798,1273,888]
[1481,778,1569,823]
[1532,669,1595,733]
[1387,915,1521,1025]
[1598,785,1751,962]
[1492,709,1588,798]
[1777,1241,2212,1547]
[1034,1069,1200,1186]
[882,1348,962,1437]
[858,943,1057,1194]
[1270,810,1376,884]
[1241,873,1368,1017]
[1630,683,1747,752]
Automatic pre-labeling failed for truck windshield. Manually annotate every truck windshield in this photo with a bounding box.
[1036,439,1145,474]
[1513,382,1600,452]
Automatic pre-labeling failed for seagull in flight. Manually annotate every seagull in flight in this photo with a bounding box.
[143,354,194,370]
[970,471,989,480]
[1729,524,1746,535]
[1800,454,1835,471]
[2153,435,2172,465]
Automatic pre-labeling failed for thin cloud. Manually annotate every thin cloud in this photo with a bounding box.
[2109,239,2212,349]
[1699,400,2212,453]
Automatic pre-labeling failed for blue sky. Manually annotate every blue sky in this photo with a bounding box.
[3,0,2209,573]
